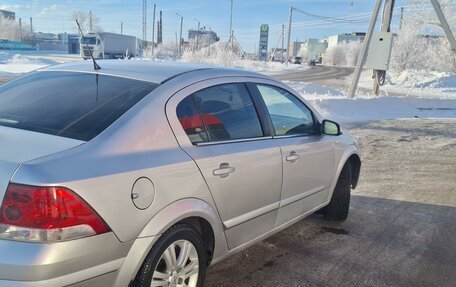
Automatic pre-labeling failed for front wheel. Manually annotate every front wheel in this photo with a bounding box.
[135,223,207,287]
[321,161,352,221]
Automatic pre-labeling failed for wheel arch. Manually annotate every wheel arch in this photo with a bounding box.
[137,198,227,260]
[347,153,361,189]
[115,198,228,286]
[327,146,361,201]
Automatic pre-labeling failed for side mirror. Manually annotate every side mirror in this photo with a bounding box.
[322,120,341,136]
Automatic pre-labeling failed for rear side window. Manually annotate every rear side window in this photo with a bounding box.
[0,72,158,141]
[176,96,209,144]
[176,83,264,143]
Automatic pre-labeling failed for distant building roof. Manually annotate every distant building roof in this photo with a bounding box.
[0,10,15,20]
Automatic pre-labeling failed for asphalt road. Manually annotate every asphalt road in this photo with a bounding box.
[206,119,456,287]
[272,65,407,97]
[274,65,355,83]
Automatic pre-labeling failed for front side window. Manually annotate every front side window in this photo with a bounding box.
[176,83,264,143]
[0,71,158,141]
[256,84,316,136]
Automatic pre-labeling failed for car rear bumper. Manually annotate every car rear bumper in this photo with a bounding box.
[0,232,132,287]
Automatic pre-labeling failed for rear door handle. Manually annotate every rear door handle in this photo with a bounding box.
[286,151,299,162]
[213,163,235,178]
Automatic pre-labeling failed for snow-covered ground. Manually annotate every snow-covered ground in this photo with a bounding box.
[287,81,456,124]
[358,69,456,99]
[0,50,80,76]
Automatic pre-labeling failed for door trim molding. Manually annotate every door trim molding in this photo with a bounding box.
[279,185,327,208]
[223,201,280,229]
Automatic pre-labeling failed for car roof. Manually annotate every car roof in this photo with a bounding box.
[39,60,268,84]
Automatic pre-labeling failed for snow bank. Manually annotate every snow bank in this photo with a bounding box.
[286,80,456,124]
[0,52,51,75]
[179,42,305,73]
[286,81,344,98]
[357,69,456,99]
[0,50,80,75]
[387,69,456,90]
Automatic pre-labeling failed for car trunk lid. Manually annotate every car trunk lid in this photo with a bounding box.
[0,126,84,199]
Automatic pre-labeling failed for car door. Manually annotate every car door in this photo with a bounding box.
[166,79,283,249]
[252,83,336,226]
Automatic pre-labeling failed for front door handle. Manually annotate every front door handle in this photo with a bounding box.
[213,163,235,178]
[286,151,299,163]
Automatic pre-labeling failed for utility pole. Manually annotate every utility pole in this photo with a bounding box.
[175,32,178,54]
[89,11,93,32]
[151,2,156,56]
[208,26,212,56]
[142,0,147,41]
[430,0,456,55]
[281,24,285,63]
[121,22,123,34]
[348,0,384,98]
[19,18,22,41]
[349,1,354,33]
[176,13,184,56]
[286,6,293,64]
[399,7,404,30]
[372,0,395,96]
[30,17,33,34]
[229,0,234,50]
[270,27,284,62]
[194,18,200,51]
[158,10,163,44]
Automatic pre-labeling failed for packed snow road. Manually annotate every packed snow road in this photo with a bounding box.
[274,65,354,82]
[206,118,456,287]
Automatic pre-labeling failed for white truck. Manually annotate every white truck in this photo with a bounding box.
[80,32,138,60]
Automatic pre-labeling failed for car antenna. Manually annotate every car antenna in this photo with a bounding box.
[75,19,101,70]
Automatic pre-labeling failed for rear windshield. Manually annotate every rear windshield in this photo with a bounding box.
[0,71,158,141]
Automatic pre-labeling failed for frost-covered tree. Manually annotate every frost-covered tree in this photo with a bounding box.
[71,11,102,33]
[324,45,346,66]
[143,41,178,60]
[0,15,31,41]
[390,0,456,72]
[345,41,362,66]
[390,22,428,71]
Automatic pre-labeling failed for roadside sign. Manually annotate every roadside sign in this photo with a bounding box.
[259,24,269,61]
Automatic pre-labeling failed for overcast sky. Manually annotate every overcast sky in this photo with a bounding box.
[2,0,412,52]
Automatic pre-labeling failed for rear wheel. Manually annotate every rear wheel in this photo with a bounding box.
[135,223,207,287]
[322,161,352,221]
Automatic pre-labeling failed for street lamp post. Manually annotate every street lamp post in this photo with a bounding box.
[176,13,184,56]
[151,1,156,56]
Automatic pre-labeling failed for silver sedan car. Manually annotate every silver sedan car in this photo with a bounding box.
[0,61,360,287]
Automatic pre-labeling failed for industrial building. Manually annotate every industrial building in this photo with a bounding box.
[0,10,15,20]
[288,41,305,58]
[299,39,327,61]
[188,29,219,46]
[327,32,366,49]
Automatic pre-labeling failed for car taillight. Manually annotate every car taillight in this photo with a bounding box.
[0,183,110,242]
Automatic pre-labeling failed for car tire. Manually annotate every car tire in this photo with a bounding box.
[322,161,352,221]
[134,223,207,287]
